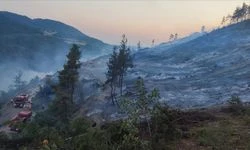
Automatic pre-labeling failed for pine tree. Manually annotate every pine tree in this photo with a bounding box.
[221,16,226,25]
[137,41,141,50]
[52,44,81,122]
[13,71,26,91]
[248,5,250,19]
[120,77,160,138]
[106,35,133,103]
[169,34,174,42]
[174,33,178,40]
[231,3,249,23]
[201,26,206,33]
[117,34,133,97]
[241,2,248,20]
[106,46,119,105]
[152,39,155,47]
[135,77,160,136]
[231,7,241,23]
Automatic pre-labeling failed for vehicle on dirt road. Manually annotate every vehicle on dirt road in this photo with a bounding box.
[11,94,31,108]
[8,110,32,132]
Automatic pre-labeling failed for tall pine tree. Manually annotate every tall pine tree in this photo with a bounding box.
[52,44,81,122]
[117,34,133,96]
[13,71,26,92]
[106,46,119,105]
[106,35,133,105]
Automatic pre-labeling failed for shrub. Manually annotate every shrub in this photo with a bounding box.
[228,95,245,115]
[70,117,92,136]
[228,95,241,105]
[151,106,182,146]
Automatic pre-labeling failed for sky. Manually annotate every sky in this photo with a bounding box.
[0,0,248,46]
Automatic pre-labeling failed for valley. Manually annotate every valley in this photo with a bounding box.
[1,3,250,148]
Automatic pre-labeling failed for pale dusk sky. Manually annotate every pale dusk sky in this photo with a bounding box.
[0,0,248,46]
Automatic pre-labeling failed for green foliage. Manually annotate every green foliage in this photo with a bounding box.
[20,122,40,142]
[15,121,65,148]
[0,91,8,104]
[231,3,248,23]
[228,95,241,105]
[120,77,160,138]
[227,95,245,115]
[33,111,57,127]
[222,2,250,25]
[102,120,150,150]
[70,118,92,136]
[117,34,133,96]
[106,35,133,103]
[151,106,182,144]
[32,77,54,110]
[120,77,160,117]
[116,77,162,149]
[71,128,110,150]
[50,44,81,123]
[137,41,141,50]
[135,77,160,109]
[195,121,237,150]
[106,46,119,105]
[38,127,64,148]
[0,131,8,141]
[118,121,151,150]
[28,76,40,85]
[10,71,27,92]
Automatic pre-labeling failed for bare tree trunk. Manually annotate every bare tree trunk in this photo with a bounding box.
[120,74,124,96]
[70,85,74,104]
[114,82,117,104]
[146,118,152,137]
[144,108,152,137]
[110,81,115,105]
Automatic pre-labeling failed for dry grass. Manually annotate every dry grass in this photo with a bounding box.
[166,106,250,150]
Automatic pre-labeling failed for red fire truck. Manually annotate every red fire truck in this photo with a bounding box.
[11,94,30,108]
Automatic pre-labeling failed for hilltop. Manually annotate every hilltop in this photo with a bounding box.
[0,11,112,91]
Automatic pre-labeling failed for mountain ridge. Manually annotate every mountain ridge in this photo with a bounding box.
[0,11,112,91]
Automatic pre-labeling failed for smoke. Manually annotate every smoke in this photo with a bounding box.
[0,62,53,91]
[0,45,67,91]
[0,43,112,92]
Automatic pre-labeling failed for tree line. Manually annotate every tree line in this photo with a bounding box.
[222,2,250,25]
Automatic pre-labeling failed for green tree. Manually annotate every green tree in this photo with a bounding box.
[201,26,206,33]
[174,33,178,40]
[106,35,133,102]
[120,77,160,138]
[106,46,119,105]
[248,4,250,19]
[137,41,141,50]
[169,34,174,42]
[134,77,160,136]
[241,2,248,20]
[13,71,26,91]
[231,3,249,23]
[221,16,226,25]
[117,34,133,97]
[51,44,81,123]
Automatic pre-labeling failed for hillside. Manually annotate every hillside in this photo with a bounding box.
[129,20,250,108]
[2,13,250,130]
[77,20,250,114]
[0,11,111,91]
[2,12,250,150]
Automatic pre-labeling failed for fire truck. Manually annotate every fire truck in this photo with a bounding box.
[9,110,32,132]
[11,94,30,108]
